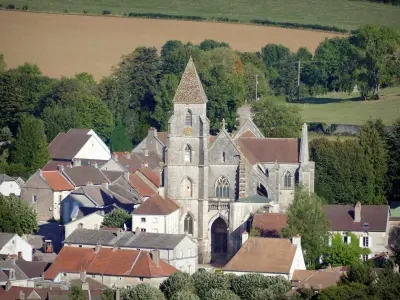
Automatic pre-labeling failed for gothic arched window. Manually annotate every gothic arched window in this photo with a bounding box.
[184,144,192,163]
[184,214,193,235]
[182,177,193,198]
[284,171,292,188]
[215,176,230,198]
[185,110,192,127]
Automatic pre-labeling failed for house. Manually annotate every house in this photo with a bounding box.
[64,211,105,239]
[48,128,111,162]
[324,202,390,259]
[251,213,288,237]
[222,234,306,280]
[0,233,34,261]
[132,193,180,234]
[64,228,198,274]
[21,170,74,221]
[44,246,177,287]
[0,174,24,196]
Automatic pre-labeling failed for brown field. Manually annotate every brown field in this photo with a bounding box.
[0,11,344,80]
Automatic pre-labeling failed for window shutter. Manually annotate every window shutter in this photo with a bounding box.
[359,235,363,248]
[347,235,351,245]
[368,236,372,249]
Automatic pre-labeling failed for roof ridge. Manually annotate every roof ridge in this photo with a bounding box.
[126,250,142,276]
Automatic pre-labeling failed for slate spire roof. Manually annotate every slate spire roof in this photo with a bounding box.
[172,57,208,104]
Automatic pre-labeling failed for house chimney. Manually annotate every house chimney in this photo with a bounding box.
[5,280,11,291]
[17,251,22,260]
[73,158,81,167]
[143,149,149,156]
[19,291,25,300]
[86,180,93,186]
[354,202,361,222]
[116,288,121,300]
[151,250,160,267]
[80,270,86,283]
[95,244,101,253]
[292,234,301,247]
[125,152,131,159]
[59,165,65,172]
[92,162,98,168]
[113,153,118,162]
[141,161,148,168]
[242,230,249,245]
[148,127,158,137]
[102,182,109,190]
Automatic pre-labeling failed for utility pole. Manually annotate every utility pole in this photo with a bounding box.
[255,74,259,101]
[297,61,301,101]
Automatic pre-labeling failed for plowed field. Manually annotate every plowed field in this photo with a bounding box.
[0,11,344,80]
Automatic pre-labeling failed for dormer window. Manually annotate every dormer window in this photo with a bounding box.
[185,110,192,127]
[363,223,369,228]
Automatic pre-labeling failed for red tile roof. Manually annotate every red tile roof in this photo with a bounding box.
[133,194,179,215]
[238,130,257,138]
[44,246,177,279]
[113,152,143,173]
[42,171,74,191]
[238,137,299,164]
[253,213,288,237]
[139,168,161,188]
[129,172,157,197]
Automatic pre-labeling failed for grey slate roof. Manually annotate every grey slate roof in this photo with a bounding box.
[0,233,15,249]
[63,166,109,186]
[48,132,91,160]
[109,184,140,204]
[15,260,50,278]
[0,174,17,184]
[0,261,28,280]
[64,228,188,250]
[71,186,114,206]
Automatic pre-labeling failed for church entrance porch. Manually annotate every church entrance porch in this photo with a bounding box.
[211,217,228,263]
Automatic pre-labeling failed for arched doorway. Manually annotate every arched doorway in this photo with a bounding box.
[211,217,228,262]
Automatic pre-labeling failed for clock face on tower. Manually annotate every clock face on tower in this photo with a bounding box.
[184,127,192,136]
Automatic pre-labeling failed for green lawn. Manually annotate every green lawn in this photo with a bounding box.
[1,0,399,30]
[293,86,400,126]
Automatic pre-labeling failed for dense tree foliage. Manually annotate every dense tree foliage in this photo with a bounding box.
[160,271,195,299]
[109,123,132,152]
[101,288,115,300]
[121,284,165,300]
[102,207,131,228]
[282,186,329,265]
[0,195,38,235]
[69,285,86,300]
[387,118,400,201]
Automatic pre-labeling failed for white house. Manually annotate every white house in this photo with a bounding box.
[222,234,306,280]
[0,174,24,196]
[64,211,105,239]
[132,194,180,234]
[324,202,390,260]
[0,233,34,261]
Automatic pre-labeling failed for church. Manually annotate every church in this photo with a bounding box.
[133,58,315,264]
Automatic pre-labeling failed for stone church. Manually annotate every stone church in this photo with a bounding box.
[133,58,315,264]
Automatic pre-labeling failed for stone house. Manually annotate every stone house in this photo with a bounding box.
[132,58,315,263]
[64,211,105,239]
[64,228,198,274]
[0,233,33,261]
[324,202,390,260]
[222,234,306,280]
[0,174,24,196]
[44,246,177,287]
[132,193,180,234]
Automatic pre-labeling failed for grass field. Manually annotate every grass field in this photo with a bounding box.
[293,87,400,126]
[0,0,399,30]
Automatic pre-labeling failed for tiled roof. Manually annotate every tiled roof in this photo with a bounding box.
[15,260,50,278]
[113,152,143,172]
[44,246,177,279]
[252,213,288,237]
[101,170,123,183]
[129,172,157,197]
[0,233,15,249]
[0,286,58,300]
[238,137,299,164]
[238,129,257,138]
[133,194,179,215]
[135,152,164,171]
[173,57,208,104]
[71,186,114,206]
[48,131,91,160]
[0,174,17,184]
[291,268,342,290]
[64,228,188,250]
[0,260,28,280]
[41,171,74,191]
[223,237,297,274]
[108,184,140,204]
[156,132,168,145]
[42,160,72,171]
[139,167,161,187]
[323,204,389,232]
[63,166,109,186]
[69,277,108,290]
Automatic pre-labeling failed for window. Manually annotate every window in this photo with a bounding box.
[141,218,146,223]
[363,236,369,248]
[284,171,292,188]
[32,195,37,203]
[215,176,230,198]
[182,178,193,198]
[185,110,192,127]
[222,152,226,163]
[141,228,146,232]
[363,254,369,262]
[265,169,269,177]
[152,218,158,223]
[184,214,194,235]
[184,144,192,163]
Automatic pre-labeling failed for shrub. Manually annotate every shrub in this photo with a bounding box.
[204,289,240,300]
[22,5,28,10]
[6,4,15,9]
[83,10,88,14]
[170,290,199,300]
[160,272,195,299]
[103,10,111,15]
[0,4,3,8]
[63,9,68,13]
[192,271,231,299]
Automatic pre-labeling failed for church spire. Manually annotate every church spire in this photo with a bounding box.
[172,57,208,104]
[300,123,309,165]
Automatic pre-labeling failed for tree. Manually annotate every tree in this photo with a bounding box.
[314,282,370,300]
[69,285,85,300]
[251,98,302,138]
[10,116,50,173]
[243,63,269,103]
[0,53,6,72]
[160,41,200,76]
[121,284,165,300]
[371,267,400,300]
[102,207,131,228]
[199,40,230,51]
[192,270,230,299]
[340,262,376,286]
[282,186,329,265]
[41,104,78,142]
[109,123,132,152]
[101,288,115,300]
[204,289,240,300]
[358,119,388,204]
[14,63,42,76]
[386,118,400,201]
[160,271,195,299]
[170,290,199,300]
[324,233,370,267]
[0,195,38,235]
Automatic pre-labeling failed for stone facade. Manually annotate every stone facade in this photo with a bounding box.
[134,58,315,264]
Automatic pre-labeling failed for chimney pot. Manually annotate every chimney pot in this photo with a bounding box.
[102,182,109,190]
[292,234,302,247]
[143,149,149,156]
[151,249,160,267]
[95,244,101,253]
[125,152,131,159]
[241,230,249,246]
[80,270,86,283]
[5,280,11,291]
[19,291,25,300]
[354,202,361,222]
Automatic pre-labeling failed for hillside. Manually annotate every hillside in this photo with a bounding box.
[1,0,399,31]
